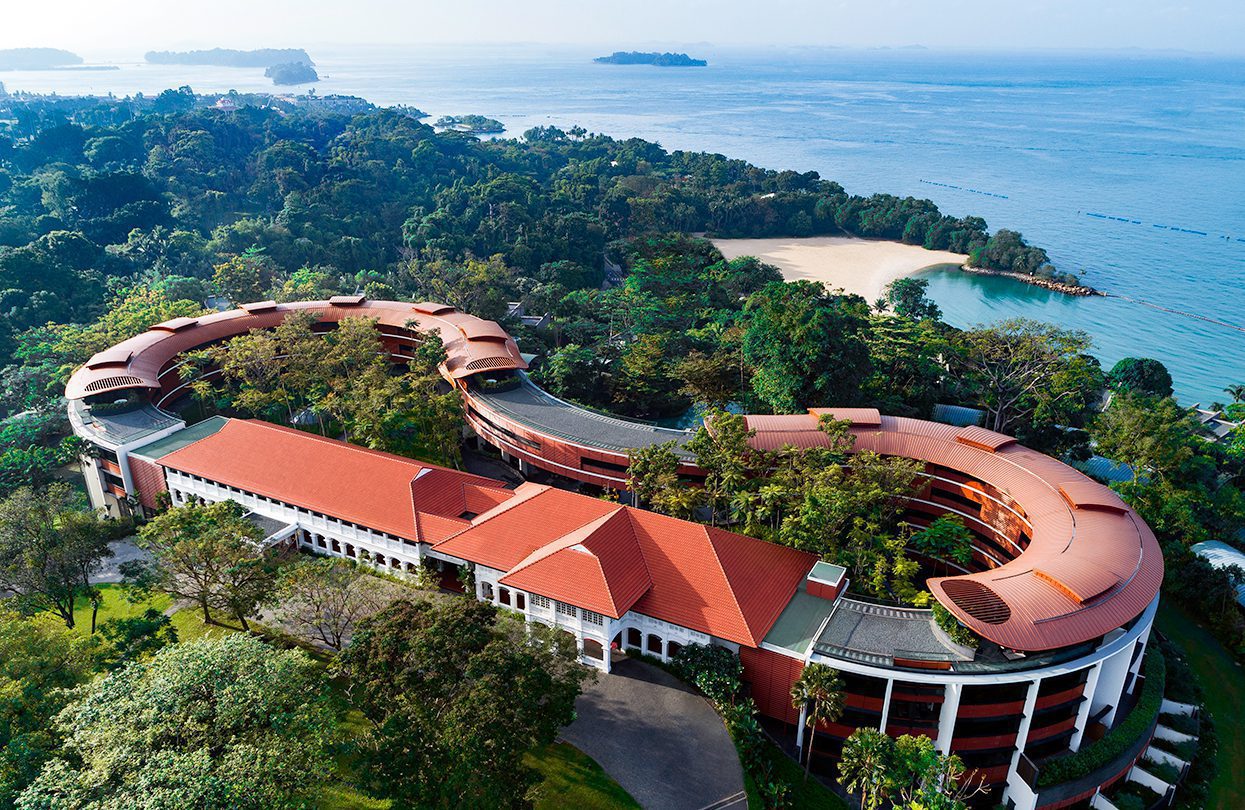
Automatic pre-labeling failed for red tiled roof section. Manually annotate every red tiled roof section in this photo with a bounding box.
[440,484,817,646]
[433,486,619,573]
[626,510,817,646]
[500,509,653,618]
[158,419,508,542]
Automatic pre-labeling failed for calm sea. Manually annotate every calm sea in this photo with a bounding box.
[4,45,1243,404]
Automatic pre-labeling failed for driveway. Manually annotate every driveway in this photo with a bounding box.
[91,537,151,584]
[562,658,747,810]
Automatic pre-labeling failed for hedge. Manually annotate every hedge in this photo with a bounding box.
[1037,648,1166,787]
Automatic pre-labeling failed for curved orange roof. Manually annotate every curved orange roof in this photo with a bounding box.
[743,410,1163,652]
[65,298,528,400]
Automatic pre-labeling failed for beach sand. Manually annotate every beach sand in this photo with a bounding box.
[712,236,967,302]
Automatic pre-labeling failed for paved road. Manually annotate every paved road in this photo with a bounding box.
[562,658,747,810]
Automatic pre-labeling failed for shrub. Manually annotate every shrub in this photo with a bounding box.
[931,602,979,649]
[670,643,743,705]
[1111,792,1146,810]
[1037,648,1166,787]
[1159,712,1198,736]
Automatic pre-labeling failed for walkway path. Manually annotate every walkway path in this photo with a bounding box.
[562,658,746,810]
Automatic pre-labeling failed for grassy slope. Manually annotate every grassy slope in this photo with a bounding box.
[526,742,641,810]
[1156,603,1245,810]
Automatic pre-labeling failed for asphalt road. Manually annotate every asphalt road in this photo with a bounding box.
[562,658,747,810]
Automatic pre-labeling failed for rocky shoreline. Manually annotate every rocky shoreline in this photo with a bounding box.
[957,265,1101,296]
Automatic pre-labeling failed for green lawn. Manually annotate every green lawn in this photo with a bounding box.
[70,583,171,633]
[1156,603,1245,810]
[525,742,640,810]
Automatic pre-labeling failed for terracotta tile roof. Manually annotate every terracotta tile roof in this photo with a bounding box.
[438,486,818,646]
[157,419,508,543]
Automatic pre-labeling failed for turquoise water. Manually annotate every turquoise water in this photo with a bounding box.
[4,45,1243,403]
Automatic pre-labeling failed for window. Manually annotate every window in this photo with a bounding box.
[582,610,605,625]
[531,594,551,610]
[555,601,577,618]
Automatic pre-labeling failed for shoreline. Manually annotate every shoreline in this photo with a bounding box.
[711,236,968,302]
[711,236,1097,299]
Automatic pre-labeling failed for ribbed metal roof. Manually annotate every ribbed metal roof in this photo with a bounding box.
[744,411,1163,652]
[65,299,528,400]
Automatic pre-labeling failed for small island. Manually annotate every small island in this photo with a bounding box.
[265,62,319,86]
[0,47,83,71]
[434,114,505,134]
[145,48,314,68]
[594,51,707,67]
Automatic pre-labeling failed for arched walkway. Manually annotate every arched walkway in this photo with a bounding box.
[562,658,745,810]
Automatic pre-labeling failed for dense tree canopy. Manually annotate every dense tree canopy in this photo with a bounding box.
[337,598,591,809]
[17,635,335,810]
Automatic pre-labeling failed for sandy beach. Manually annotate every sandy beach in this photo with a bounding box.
[712,236,967,302]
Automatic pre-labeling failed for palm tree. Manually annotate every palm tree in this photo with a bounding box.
[838,728,895,810]
[1226,383,1245,404]
[789,662,845,781]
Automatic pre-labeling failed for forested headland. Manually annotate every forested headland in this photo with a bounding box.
[0,48,83,71]
[594,52,708,67]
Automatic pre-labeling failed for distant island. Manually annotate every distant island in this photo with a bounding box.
[594,51,707,67]
[434,114,505,134]
[0,48,83,71]
[145,48,314,68]
[265,62,319,86]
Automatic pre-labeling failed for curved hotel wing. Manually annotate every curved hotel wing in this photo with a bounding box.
[66,299,1164,809]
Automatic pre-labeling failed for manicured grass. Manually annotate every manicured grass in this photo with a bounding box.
[1156,603,1245,810]
[167,606,248,642]
[525,742,640,810]
[70,583,171,633]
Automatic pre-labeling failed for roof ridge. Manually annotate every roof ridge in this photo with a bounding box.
[617,507,655,600]
[433,483,550,546]
[504,506,626,580]
[702,524,760,646]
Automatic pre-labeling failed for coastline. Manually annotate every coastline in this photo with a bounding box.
[712,236,1098,299]
[711,236,968,302]
[957,265,1100,296]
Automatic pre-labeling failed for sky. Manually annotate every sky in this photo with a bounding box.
[2,0,1243,56]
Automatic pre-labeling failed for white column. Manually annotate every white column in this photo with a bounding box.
[936,683,962,754]
[795,702,809,754]
[1092,639,1137,728]
[1008,680,1042,780]
[878,679,895,732]
[1070,663,1103,751]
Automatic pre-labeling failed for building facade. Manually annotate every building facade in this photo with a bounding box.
[66,299,1166,809]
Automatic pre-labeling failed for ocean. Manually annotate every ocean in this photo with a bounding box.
[4,45,1243,404]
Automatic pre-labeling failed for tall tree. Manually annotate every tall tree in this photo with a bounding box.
[17,635,334,809]
[876,277,941,321]
[1107,357,1174,399]
[951,318,1096,435]
[838,728,895,810]
[627,440,682,512]
[272,557,383,651]
[0,484,112,630]
[0,611,96,808]
[134,500,274,629]
[742,280,872,413]
[789,663,845,781]
[337,598,591,809]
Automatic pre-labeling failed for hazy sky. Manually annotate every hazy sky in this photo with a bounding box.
[3,0,1243,55]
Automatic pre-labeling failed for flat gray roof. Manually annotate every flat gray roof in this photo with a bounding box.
[72,400,183,447]
[813,598,972,667]
[763,588,838,657]
[473,377,695,456]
